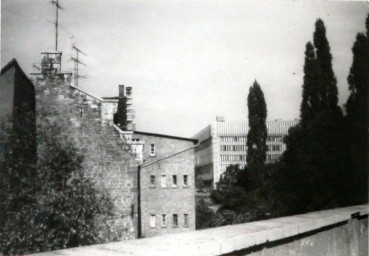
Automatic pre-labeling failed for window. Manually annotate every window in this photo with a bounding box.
[183,175,188,186]
[184,214,189,227]
[161,214,166,227]
[150,175,155,187]
[172,214,178,228]
[150,215,156,228]
[161,175,167,188]
[172,175,177,187]
[150,144,156,156]
[272,145,281,151]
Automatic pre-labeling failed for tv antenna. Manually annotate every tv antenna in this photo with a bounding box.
[71,45,87,87]
[33,64,41,71]
[50,0,64,51]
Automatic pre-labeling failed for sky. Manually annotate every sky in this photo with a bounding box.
[2,0,368,137]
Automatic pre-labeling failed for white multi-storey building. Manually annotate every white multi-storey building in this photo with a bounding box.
[193,117,298,188]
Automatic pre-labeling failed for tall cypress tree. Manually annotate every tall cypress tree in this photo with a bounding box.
[344,14,369,203]
[246,81,267,167]
[277,18,349,213]
[300,42,321,126]
[313,19,339,113]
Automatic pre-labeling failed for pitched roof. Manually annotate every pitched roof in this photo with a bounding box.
[133,130,198,143]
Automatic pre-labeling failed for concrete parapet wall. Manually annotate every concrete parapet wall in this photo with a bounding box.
[30,204,368,256]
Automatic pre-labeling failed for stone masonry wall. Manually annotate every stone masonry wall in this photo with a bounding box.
[140,147,196,238]
[35,79,137,241]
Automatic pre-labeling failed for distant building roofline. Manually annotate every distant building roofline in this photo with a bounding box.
[41,51,62,54]
[134,131,198,143]
[193,119,299,142]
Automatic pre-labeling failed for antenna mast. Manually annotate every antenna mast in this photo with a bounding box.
[71,45,87,87]
[51,0,63,51]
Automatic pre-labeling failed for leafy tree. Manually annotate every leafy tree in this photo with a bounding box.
[0,110,114,255]
[210,164,273,223]
[246,81,268,167]
[114,96,127,129]
[211,165,249,211]
[195,199,222,229]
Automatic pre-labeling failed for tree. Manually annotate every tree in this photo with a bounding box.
[344,14,369,204]
[114,96,128,129]
[246,81,268,167]
[313,19,339,113]
[300,42,322,126]
[0,110,114,255]
[276,18,351,214]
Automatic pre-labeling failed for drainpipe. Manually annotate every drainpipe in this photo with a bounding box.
[137,164,142,238]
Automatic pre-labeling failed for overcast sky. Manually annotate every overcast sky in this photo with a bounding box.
[2,0,368,137]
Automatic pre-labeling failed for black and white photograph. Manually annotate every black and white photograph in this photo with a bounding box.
[0,0,368,255]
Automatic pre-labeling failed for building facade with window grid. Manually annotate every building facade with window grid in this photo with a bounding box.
[193,118,298,188]
[131,132,197,238]
[140,145,196,237]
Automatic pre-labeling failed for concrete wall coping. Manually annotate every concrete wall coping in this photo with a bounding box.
[30,204,368,256]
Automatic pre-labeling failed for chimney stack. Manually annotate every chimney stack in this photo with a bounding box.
[119,85,125,98]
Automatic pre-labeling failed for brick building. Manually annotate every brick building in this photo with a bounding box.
[134,132,197,238]
[193,117,298,189]
[113,128,198,237]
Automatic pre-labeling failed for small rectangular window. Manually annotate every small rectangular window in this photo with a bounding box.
[161,214,166,227]
[183,175,188,186]
[150,175,155,187]
[172,175,177,187]
[161,175,167,188]
[172,214,178,228]
[150,215,156,228]
[150,144,156,156]
[184,214,189,227]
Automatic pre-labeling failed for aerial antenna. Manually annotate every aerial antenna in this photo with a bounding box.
[33,64,41,71]
[50,0,64,51]
[47,20,75,39]
[71,44,87,87]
